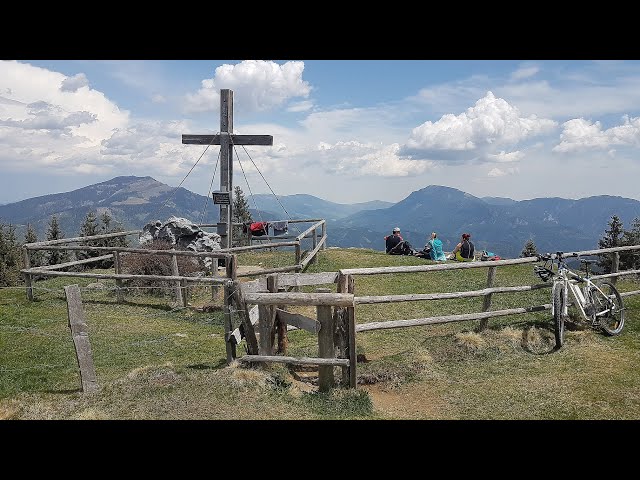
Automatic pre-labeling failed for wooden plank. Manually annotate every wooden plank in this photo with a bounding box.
[229,305,259,345]
[21,269,227,284]
[31,245,233,259]
[620,289,640,297]
[225,241,299,252]
[243,292,354,307]
[231,283,259,355]
[295,220,325,242]
[236,265,301,278]
[26,230,139,247]
[275,308,320,333]
[317,288,334,392]
[355,283,550,304]
[269,275,287,354]
[23,246,33,301]
[340,256,537,276]
[38,253,114,270]
[591,269,640,280]
[113,252,124,303]
[171,251,182,304]
[346,275,357,389]
[278,271,339,287]
[182,134,274,145]
[238,355,349,367]
[239,278,268,294]
[355,304,552,332]
[64,285,99,394]
[300,234,328,270]
[334,273,349,386]
[611,251,620,286]
[223,283,235,363]
[478,266,497,331]
[258,304,274,356]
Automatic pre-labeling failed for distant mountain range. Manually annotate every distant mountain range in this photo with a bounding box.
[1,176,639,259]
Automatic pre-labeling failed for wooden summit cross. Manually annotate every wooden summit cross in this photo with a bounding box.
[182,89,273,248]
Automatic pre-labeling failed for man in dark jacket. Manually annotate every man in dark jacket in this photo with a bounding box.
[384,227,415,255]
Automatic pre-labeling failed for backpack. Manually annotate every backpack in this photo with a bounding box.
[249,221,268,236]
[481,250,501,261]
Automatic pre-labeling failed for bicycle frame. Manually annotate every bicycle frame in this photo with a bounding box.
[551,258,612,322]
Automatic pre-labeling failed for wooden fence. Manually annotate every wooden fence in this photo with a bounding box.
[227,245,640,390]
[20,218,328,302]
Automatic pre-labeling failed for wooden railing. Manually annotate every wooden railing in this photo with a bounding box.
[227,245,640,390]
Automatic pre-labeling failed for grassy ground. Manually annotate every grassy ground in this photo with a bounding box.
[1,248,639,420]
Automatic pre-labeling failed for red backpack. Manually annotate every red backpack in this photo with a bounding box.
[249,222,268,236]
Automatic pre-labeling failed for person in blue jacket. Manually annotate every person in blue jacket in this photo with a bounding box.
[426,232,447,261]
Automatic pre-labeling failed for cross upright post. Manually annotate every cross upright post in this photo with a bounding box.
[182,89,273,249]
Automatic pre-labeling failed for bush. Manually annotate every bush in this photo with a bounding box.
[121,240,204,296]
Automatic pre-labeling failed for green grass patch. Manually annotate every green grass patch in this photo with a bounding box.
[2,248,640,419]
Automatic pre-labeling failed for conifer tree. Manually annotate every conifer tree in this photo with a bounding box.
[597,215,624,273]
[46,215,69,265]
[232,186,253,247]
[520,239,538,258]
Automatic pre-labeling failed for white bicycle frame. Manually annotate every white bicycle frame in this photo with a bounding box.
[551,264,612,320]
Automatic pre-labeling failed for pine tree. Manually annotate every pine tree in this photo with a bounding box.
[232,186,253,247]
[520,239,538,258]
[597,215,624,273]
[0,223,22,286]
[24,223,43,267]
[78,210,101,262]
[620,217,640,271]
[46,215,69,265]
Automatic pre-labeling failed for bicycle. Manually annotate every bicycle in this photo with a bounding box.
[534,251,625,349]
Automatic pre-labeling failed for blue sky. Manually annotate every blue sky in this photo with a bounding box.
[2,59,640,206]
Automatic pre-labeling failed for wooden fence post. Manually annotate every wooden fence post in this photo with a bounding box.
[347,275,357,388]
[478,266,497,332]
[64,285,99,394]
[311,229,318,264]
[113,251,124,303]
[231,281,259,355]
[211,257,219,300]
[321,222,326,250]
[23,246,33,301]
[223,281,236,364]
[180,279,188,307]
[335,273,349,385]
[171,250,182,305]
[269,274,288,354]
[316,287,334,392]
[611,251,619,286]
[258,302,275,356]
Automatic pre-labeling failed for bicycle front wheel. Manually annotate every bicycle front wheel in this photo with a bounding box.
[592,281,625,335]
[553,284,566,349]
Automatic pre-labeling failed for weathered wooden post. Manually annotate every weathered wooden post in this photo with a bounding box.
[64,285,99,394]
[231,280,259,355]
[223,281,236,364]
[611,251,620,286]
[258,301,275,356]
[335,273,349,385]
[311,228,318,264]
[346,275,357,388]
[268,274,288,354]
[316,287,334,392]
[321,221,326,251]
[22,246,33,301]
[180,279,188,307]
[113,251,124,303]
[478,266,497,332]
[171,249,182,305]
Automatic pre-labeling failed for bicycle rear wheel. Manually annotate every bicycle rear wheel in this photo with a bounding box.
[592,281,624,335]
[553,284,566,349]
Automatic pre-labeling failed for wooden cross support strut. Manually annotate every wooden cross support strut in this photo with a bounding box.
[182,89,273,248]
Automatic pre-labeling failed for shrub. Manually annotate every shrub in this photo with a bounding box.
[121,240,203,296]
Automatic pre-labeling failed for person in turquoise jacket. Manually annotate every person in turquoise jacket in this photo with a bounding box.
[426,232,447,261]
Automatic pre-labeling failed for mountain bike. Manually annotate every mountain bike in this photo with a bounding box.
[534,251,625,349]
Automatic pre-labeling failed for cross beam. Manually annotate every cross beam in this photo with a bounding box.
[181,89,273,249]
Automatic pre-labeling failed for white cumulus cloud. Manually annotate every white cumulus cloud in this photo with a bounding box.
[401,91,557,162]
[184,60,311,114]
[60,73,89,92]
[510,65,540,81]
[552,115,640,153]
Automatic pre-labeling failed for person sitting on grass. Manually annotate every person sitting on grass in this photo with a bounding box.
[384,227,416,256]
[426,232,447,261]
[451,233,475,261]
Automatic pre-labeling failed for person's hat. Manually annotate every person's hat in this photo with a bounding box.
[393,227,400,232]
